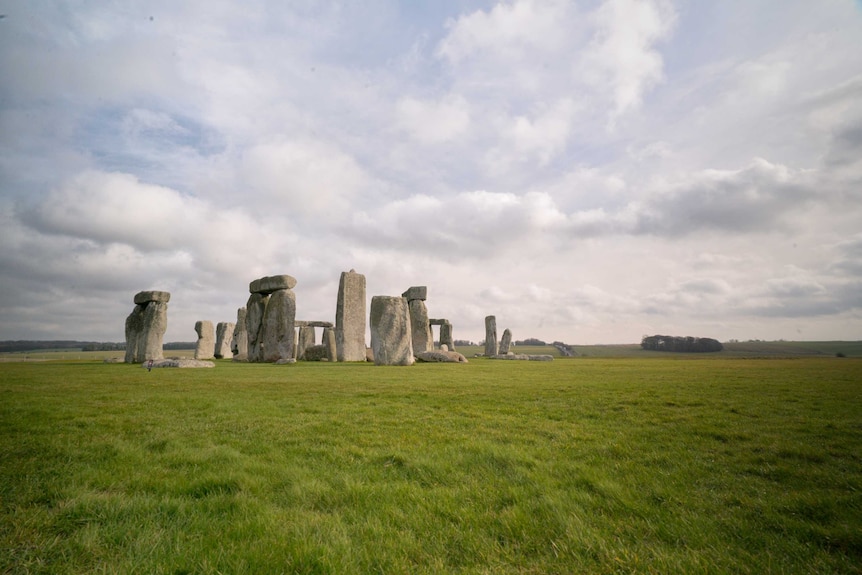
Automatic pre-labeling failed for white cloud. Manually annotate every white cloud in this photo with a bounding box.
[582,0,677,123]
[396,94,470,144]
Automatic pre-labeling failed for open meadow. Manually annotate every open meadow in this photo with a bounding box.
[1,355,860,574]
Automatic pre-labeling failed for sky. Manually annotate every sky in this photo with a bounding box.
[1,0,861,345]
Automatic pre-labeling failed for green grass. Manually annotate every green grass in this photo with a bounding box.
[1,357,860,574]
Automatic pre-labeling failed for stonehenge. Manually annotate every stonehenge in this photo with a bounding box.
[122,273,558,369]
[124,290,169,363]
[403,286,433,356]
[194,320,215,360]
[370,295,414,366]
[214,322,235,359]
[484,316,498,357]
[336,269,367,361]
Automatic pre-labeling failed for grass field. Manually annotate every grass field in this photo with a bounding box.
[1,356,860,574]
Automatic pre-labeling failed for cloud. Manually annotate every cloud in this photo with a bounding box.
[396,94,470,144]
[582,0,677,122]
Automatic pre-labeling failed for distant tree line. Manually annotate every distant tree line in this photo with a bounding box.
[0,340,197,353]
[515,338,547,346]
[641,335,723,353]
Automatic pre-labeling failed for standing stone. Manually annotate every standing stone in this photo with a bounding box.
[370,296,414,366]
[322,327,337,362]
[297,325,315,360]
[439,321,455,351]
[231,308,248,361]
[194,320,215,360]
[336,269,367,361]
[124,305,144,363]
[125,291,170,363]
[407,299,433,355]
[137,301,168,361]
[214,322,235,359]
[484,316,498,357]
[262,289,296,362]
[245,293,269,362]
[499,328,512,355]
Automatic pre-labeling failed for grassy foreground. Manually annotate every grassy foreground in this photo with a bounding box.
[1,357,860,574]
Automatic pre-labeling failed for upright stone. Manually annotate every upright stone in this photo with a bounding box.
[297,325,315,360]
[125,290,170,363]
[214,322,235,359]
[336,269,367,361]
[484,316,498,357]
[499,328,512,355]
[138,301,168,361]
[322,327,337,362]
[440,320,455,351]
[194,320,215,360]
[245,293,269,362]
[124,305,144,363]
[370,296,414,366]
[231,308,248,360]
[262,289,296,362]
[407,298,433,355]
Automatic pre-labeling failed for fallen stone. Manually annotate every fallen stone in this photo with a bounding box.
[275,358,297,364]
[143,359,215,368]
[415,350,468,363]
[490,354,554,361]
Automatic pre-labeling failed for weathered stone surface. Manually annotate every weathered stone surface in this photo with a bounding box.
[370,296,414,366]
[365,347,374,362]
[215,322,235,359]
[306,320,333,328]
[262,289,296,362]
[407,299,433,355]
[439,320,454,351]
[296,325,315,360]
[322,327,337,362]
[415,350,468,363]
[499,328,512,355]
[137,301,168,361]
[303,345,328,361]
[249,274,297,294]
[194,320,215,360]
[231,308,248,360]
[429,319,447,325]
[484,316,498,357]
[336,270,367,361]
[275,358,296,364]
[144,359,215,368]
[134,290,171,305]
[401,286,427,301]
[245,293,269,362]
[124,305,144,363]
